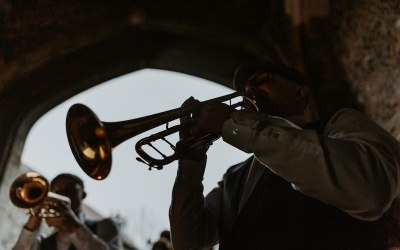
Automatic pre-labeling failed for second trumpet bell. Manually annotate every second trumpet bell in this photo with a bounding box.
[10,171,71,217]
[10,171,49,209]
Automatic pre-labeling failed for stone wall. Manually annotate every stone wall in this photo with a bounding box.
[331,0,400,139]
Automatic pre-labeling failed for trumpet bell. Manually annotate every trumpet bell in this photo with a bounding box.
[66,104,112,180]
[10,172,49,209]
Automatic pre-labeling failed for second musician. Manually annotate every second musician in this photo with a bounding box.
[12,173,121,250]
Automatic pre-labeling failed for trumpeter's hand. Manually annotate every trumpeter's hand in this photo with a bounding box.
[44,198,81,234]
[190,102,233,136]
[23,205,43,231]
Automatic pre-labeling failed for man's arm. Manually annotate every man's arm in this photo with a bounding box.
[12,228,41,250]
[222,109,400,221]
[12,214,42,250]
[169,157,221,250]
[45,203,121,250]
[67,220,121,250]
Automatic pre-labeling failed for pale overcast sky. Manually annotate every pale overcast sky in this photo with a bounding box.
[21,69,249,249]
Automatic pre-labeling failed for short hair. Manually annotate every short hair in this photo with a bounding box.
[51,173,84,189]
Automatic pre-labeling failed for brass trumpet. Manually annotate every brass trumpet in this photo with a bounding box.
[66,92,257,180]
[10,172,71,217]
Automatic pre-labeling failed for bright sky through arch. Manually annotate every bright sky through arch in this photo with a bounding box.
[21,69,249,249]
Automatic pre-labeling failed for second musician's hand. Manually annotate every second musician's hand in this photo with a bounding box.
[44,199,81,234]
[23,204,42,231]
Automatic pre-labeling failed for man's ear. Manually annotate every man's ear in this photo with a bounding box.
[82,191,87,199]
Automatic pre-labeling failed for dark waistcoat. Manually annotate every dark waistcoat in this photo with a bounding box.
[218,119,400,250]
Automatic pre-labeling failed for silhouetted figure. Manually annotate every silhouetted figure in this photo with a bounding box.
[152,230,172,250]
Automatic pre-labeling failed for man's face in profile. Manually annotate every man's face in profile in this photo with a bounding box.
[244,71,308,117]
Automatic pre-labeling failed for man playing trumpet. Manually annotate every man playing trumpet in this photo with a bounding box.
[169,58,400,249]
[12,173,121,250]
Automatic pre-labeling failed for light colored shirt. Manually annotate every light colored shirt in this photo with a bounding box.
[12,215,121,250]
[170,108,400,250]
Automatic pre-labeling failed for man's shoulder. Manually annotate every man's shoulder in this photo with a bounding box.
[85,217,118,230]
[332,108,363,117]
[85,217,120,240]
[326,108,397,141]
[326,108,371,129]
[95,218,118,228]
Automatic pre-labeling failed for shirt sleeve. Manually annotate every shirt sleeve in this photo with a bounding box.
[222,109,400,221]
[69,219,121,250]
[169,157,221,250]
[12,228,41,250]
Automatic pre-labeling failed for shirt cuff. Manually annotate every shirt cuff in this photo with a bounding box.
[221,110,268,152]
[176,157,207,186]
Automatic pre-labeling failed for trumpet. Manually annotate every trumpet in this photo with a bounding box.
[10,172,71,217]
[66,92,258,180]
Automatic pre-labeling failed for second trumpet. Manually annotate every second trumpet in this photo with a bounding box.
[10,172,71,217]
